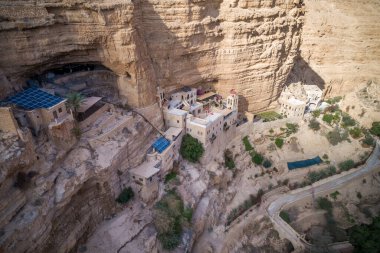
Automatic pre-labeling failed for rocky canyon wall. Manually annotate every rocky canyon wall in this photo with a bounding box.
[288,0,380,96]
[0,0,304,112]
[0,104,164,253]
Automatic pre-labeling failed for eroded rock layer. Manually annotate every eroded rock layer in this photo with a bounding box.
[0,0,304,112]
[288,0,380,96]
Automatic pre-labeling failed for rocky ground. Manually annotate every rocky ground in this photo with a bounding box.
[285,166,380,244]
[84,114,372,253]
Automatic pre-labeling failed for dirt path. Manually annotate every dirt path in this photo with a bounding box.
[266,140,380,251]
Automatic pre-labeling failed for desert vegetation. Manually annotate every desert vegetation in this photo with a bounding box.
[180,134,204,162]
[153,191,192,250]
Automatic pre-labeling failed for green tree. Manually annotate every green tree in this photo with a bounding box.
[180,134,204,163]
[275,138,284,148]
[66,92,84,118]
[349,216,380,253]
[252,153,264,165]
[116,187,134,204]
[370,122,380,137]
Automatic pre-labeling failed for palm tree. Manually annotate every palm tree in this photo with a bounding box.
[66,92,84,119]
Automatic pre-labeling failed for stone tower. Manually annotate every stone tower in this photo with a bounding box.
[227,89,238,111]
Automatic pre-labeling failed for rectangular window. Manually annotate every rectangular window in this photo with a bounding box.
[58,107,62,113]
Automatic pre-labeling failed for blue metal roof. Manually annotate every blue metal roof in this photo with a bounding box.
[5,88,65,110]
[152,137,171,154]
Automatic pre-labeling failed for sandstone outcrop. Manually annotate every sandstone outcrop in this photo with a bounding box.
[0,0,304,112]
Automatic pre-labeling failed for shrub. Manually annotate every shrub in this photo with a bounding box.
[309,118,321,131]
[154,192,190,250]
[341,114,356,128]
[116,187,134,204]
[258,111,281,122]
[326,96,342,104]
[317,197,333,212]
[164,172,177,184]
[322,114,334,125]
[224,149,235,170]
[349,127,362,139]
[286,123,299,134]
[330,191,340,200]
[226,190,265,225]
[71,126,82,139]
[322,154,329,160]
[180,134,204,163]
[242,136,253,151]
[356,192,362,199]
[333,112,341,124]
[312,109,321,118]
[370,122,380,137]
[324,104,340,113]
[252,153,264,165]
[338,160,355,171]
[326,128,348,145]
[362,133,375,146]
[275,138,284,149]
[349,216,380,253]
[269,128,274,134]
[280,211,291,223]
[263,159,272,168]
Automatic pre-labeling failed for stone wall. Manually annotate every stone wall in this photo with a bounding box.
[0,107,19,135]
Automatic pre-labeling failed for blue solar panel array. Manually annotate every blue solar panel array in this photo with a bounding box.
[6,88,65,110]
[152,137,171,153]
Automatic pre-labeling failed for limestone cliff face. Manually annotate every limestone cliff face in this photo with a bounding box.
[0,105,164,253]
[0,0,304,112]
[288,0,380,96]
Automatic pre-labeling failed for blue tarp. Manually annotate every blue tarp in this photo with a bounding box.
[152,137,171,154]
[5,88,64,110]
[287,156,323,170]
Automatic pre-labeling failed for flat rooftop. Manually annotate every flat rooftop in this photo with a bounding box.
[197,92,216,101]
[213,108,233,117]
[188,112,223,127]
[164,127,183,140]
[130,160,160,178]
[5,87,65,110]
[288,97,306,106]
[303,85,322,92]
[167,108,187,116]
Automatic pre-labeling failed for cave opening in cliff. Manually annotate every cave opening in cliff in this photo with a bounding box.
[29,63,120,104]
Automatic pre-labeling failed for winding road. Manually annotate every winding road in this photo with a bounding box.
[266,140,380,251]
